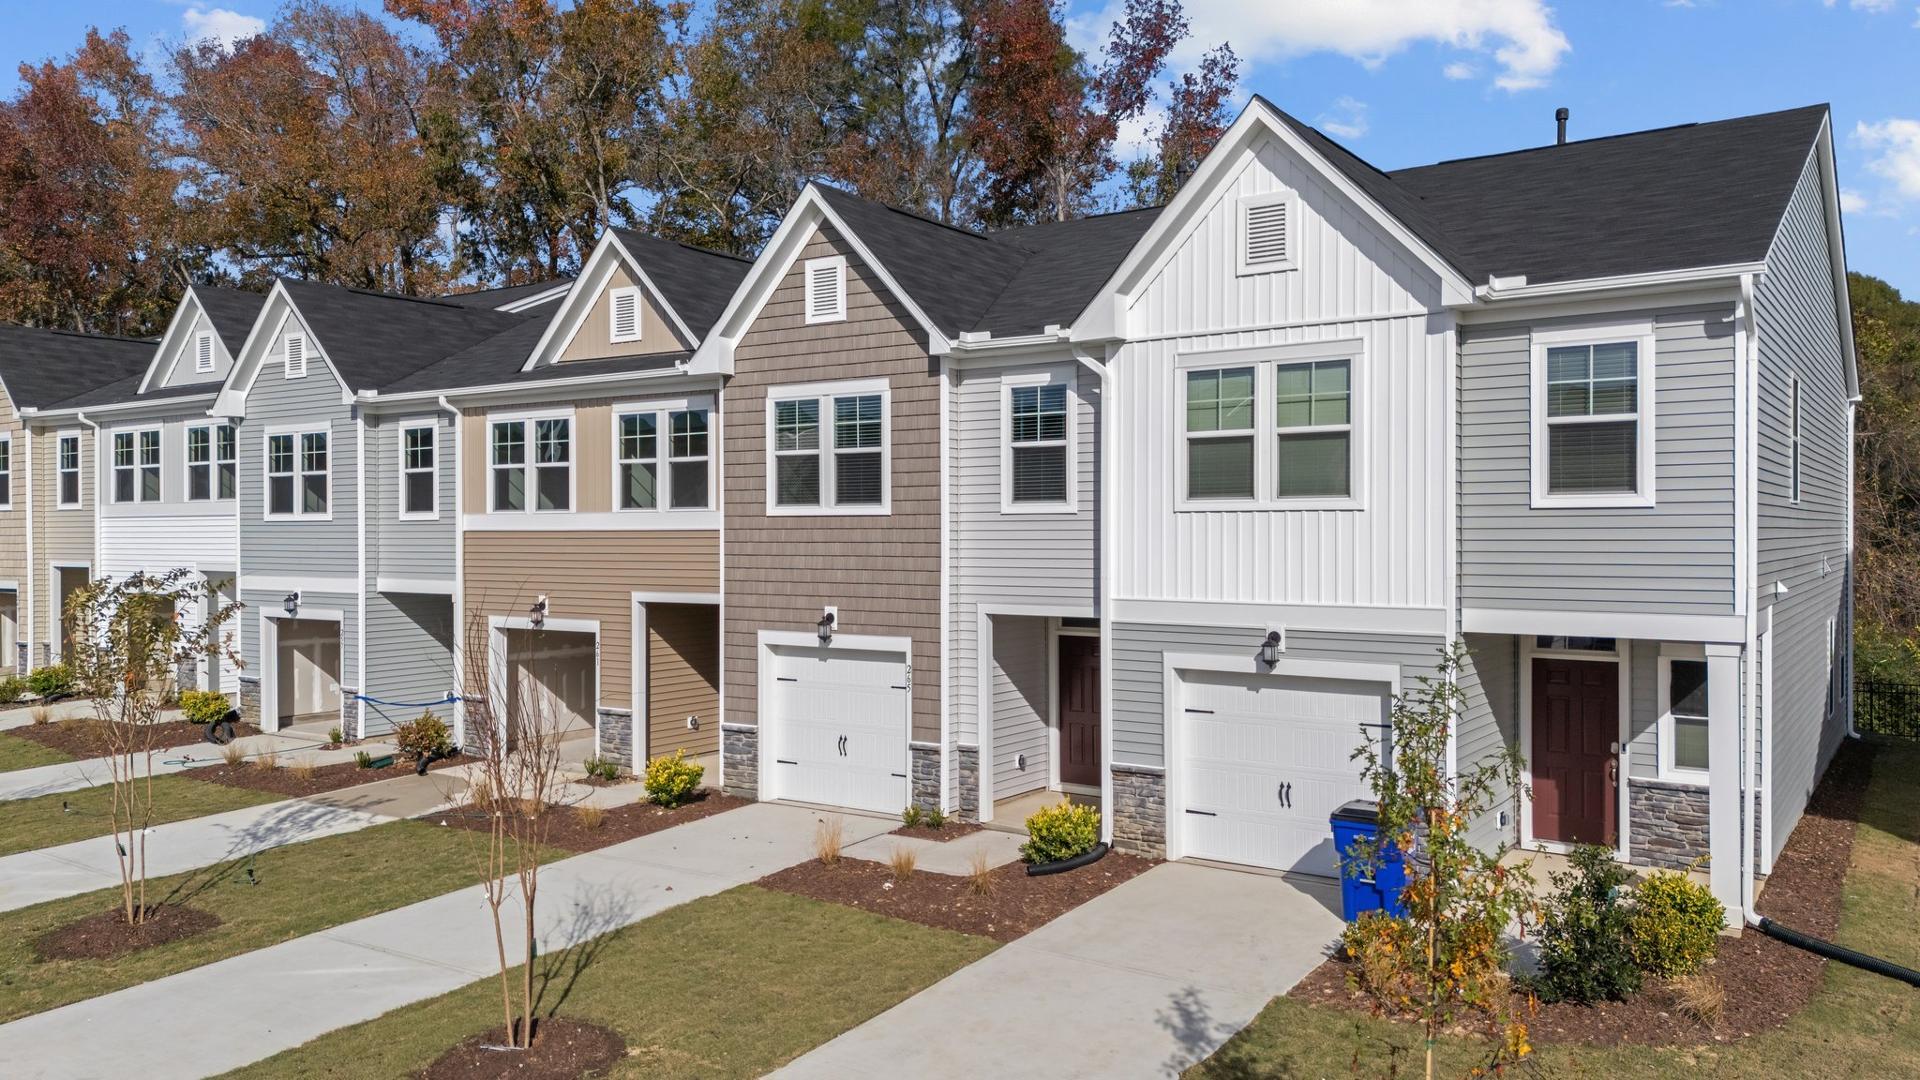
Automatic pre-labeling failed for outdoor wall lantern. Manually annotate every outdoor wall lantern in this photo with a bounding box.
[817,609,836,644]
[1259,630,1284,667]
[282,592,300,615]
[530,594,548,628]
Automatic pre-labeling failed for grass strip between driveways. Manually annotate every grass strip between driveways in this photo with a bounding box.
[1189,736,1920,1079]
[0,773,279,858]
[0,732,74,774]
[0,818,557,1024]
[220,885,999,1080]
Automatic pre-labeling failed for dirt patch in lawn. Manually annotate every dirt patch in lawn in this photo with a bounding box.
[758,850,1154,942]
[12,718,258,758]
[34,904,222,962]
[1291,737,1876,1047]
[430,790,749,853]
[419,1018,624,1080]
[178,753,465,798]
[890,820,986,841]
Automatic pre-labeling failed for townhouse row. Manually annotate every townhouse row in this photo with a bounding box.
[0,99,1856,918]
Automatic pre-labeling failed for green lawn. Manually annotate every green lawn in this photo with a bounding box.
[0,818,555,1024]
[0,774,278,857]
[0,732,73,773]
[1191,738,1920,1078]
[221,886,998,1080]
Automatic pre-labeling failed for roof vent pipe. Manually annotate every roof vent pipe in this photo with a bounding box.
[1555,107,1569,145]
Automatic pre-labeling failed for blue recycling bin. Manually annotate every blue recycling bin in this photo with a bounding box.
[1332,799,1407,921]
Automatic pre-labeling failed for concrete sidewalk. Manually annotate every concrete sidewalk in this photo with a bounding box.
[773,861,1344,1080]
[0,729,405,802]
[0,801,891,1080]
[0,770,462,913]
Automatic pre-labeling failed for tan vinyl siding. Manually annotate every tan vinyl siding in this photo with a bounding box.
[0,385,25,591]
[463,530,718,711]
[723,224,944,742]
[557,264,689,362]
[465,395,704,517]
[646,603,720,758]
[29,423,94,653]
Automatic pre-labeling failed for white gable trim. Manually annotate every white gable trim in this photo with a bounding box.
[521,231,701,372]
[692,185,954,374]
[140,288,212,394]
[1809,116,1859,399]
[213,281,351,416]
[1073,99,1476,342]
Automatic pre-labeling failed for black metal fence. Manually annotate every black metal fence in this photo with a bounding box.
[1855,679,1920,738]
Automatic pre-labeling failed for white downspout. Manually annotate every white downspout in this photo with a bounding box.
[1738,273,1762,928]
[1074,345,1114,846]
[21,425,32,671]
[438,395,464,745]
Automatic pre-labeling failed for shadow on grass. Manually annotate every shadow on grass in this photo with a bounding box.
[529,880,638,1021]
[1855,736,1918,847]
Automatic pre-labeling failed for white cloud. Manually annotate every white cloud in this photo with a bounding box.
[1856,118,1920,202]
[181,7,266,50]
[1114,104,1165,158]
[1316,96,1370,139]
[1840,188,1870,214]
[1848,0,1897,11]
[1442,61,1478,79]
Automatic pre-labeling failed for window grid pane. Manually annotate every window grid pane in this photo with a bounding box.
[1186,368,1255,433]
[1010,384,1068,444]
[619,414,657,462]
[1274,360,1350,428]
[834,395,882,449]
[774,400,818,452]
[670,410,708,459]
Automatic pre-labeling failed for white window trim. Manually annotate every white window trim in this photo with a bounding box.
[486,407,576,515]
[802,255,848,324]
[764,377,891,516]
[283,332,308,379]
[55,431,83,509]
[1235,191,1298,277]
[0,432,12,511]
[607,285,643,344]
[184,422,238,503]
[194,329,217,374]
[1656,643,1710,786]
[1000,368,1076,514]
[398,419,439,521]
[262,423,334,521]
[1529,319,1658,510]
[1789,371,1802,505]
[1173,340,1366,512]
[111,427,164,504]
[609,396,716,514]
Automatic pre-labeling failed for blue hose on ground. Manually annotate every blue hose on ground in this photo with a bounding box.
[352,692,461,709]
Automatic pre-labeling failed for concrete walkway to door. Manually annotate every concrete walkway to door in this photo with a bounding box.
[773,861,1345,1080]
[0,801,894,1080]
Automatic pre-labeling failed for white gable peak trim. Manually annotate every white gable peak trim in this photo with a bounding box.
[521,230,702,373]
[140,287,214,394]
[213,281,351,416]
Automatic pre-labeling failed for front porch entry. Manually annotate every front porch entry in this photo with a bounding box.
[980,612,1102,826]
[1530,655,1619,847]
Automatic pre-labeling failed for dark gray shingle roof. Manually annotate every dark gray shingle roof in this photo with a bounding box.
[606,229,752,340]
[0,325,155,411]
[377,317,685,394]
[44,378,212,412]
[278,279,539,393]
[194,287,268,355]
[440,278,574,311]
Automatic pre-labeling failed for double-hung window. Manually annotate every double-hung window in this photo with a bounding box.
[113,429,161,503]
[266,429,329,517]
[668,409,710,509]
[1183,366,1256,500]
[767,381,888,513]
[1273,359,1351,498]
[1531,323,1655,507]
[489,415,571,512]
[614,402,712,511]
[1659,648,1710,781]
[1004,377,1071,509]
[186,424,237,501]
[401,423,436,517]
[617,412,658,509]
[57,435,81,507]
[0,434,11,508]
[1179,343,1364,508]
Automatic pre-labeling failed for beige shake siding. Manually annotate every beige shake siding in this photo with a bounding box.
[27,423,93,658]
[645,602,721,758]
[723,224,943,742]
[556,264,689,362]
[0,387,22,666]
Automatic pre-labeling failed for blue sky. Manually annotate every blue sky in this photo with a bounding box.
[7,1,1918,294]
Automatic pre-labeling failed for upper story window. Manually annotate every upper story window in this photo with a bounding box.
[1274,359,1351,499]
[1236,193,1296,275]
[57,434,81,507]
[194,330,216,374]
[1659,647,1710,782]
[1179,343,1364,510]
[0,433,11,509]
[608,285,642,343]
[1789,372,1802,504]
[1530,322,1656,509]
[112,429,162,503]
[490,414,570,512]
[803,256,847,324]
[283,333,308,379]
[613,403,711,511]
[401,422,437,518]
[1005,376,1072,510]
[266,428,329,517]
[767,379,888,514]
[1184,366,1256,500]
[186,423,237,501]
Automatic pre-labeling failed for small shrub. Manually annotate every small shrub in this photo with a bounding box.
[27,663,74,701]
[573,804,607,831]
[326,726,343,747]
[255,748,281,771]
[1342,909,1423,1001]
[901,805,924,828]
[1531,845,1642,1004]
[288,759,318,783]
[888,844,918,881]
[582,756,623,783]
[393,711,453,761]
[0,676,26,705]
[1628,869,1725,977]
[29,703,52,726]
[925,805,947,829]
[814,818,844,865]
[642,750,704,807]
[1669,972,1725,1028]
[1020,802,1100,865]
[967,846,996,896]
[220,742,247,768]
[354,750,375,769]
[177,689,231,727]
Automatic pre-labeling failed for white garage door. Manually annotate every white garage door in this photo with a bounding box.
[766,644,910,814]
[1177,670,1388,878]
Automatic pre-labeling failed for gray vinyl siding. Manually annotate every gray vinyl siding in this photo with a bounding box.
[360,590,455,736]
[97,414,220,517]
[1755,151,1851,867]
[1459,304,1739,616]
[949,358,1099,745]
[1458,633,1519,849]
[991,615,1051,798]
[360,410,457,737]
[241,588,358,693]
[1111,622,1445,770]
[159,308,231,389]
[367,411,456,578]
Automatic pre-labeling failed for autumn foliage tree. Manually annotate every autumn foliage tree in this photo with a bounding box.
[1124,42,1238,206]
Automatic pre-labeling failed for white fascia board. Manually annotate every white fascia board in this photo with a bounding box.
[1810,117,1860,398]
[1473,262,1768,305]
[30,393,218,423]
[519,231,703,373]
[495,283,573,313]
[140,287,203,395]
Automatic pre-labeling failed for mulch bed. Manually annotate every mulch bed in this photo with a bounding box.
[430,790,749,853]
[419,1018,624,1080]
[12,718,260,757]
[34,904,222,962]
[758,849,1155,942]
[177,753,466,798]
[1291,737,1877,1047]
[891,820,986,841]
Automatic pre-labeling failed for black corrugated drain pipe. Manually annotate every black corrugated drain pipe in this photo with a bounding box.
[1752,916,1920,988]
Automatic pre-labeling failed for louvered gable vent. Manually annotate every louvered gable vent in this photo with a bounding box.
[804,256,847,324]
[284,333,307,378]
[609,285,642,342]
[195,331,215,373]
[1240,195,1293,273]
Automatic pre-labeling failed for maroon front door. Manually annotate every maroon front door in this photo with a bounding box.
[1530,657,1618,846]
[1058,636,1101,787]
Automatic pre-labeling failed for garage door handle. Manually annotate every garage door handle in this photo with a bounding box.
[1184,809,1217,817]
[776,759,797,765]
[891,772,907,778]
[1184,708,1214,715]
[776,676,798,683]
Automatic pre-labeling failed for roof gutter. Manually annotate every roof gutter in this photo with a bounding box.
[19,392,221,422]
[949,325,1080,357]
[354,361,702,406]
[1473,262,1767,303]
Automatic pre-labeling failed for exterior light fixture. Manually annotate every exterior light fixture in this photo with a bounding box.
[817,609,836,643]
[530,594,548,628]
[1260,630,1283,666]
[283,592,300,615]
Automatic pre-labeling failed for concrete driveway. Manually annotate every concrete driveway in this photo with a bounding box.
[773,860,1344,1079]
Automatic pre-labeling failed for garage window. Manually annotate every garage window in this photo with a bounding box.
[490,413,572,513]
[767,380,889,514]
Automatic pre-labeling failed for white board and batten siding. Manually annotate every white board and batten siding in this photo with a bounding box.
[1112,133,1453,613]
